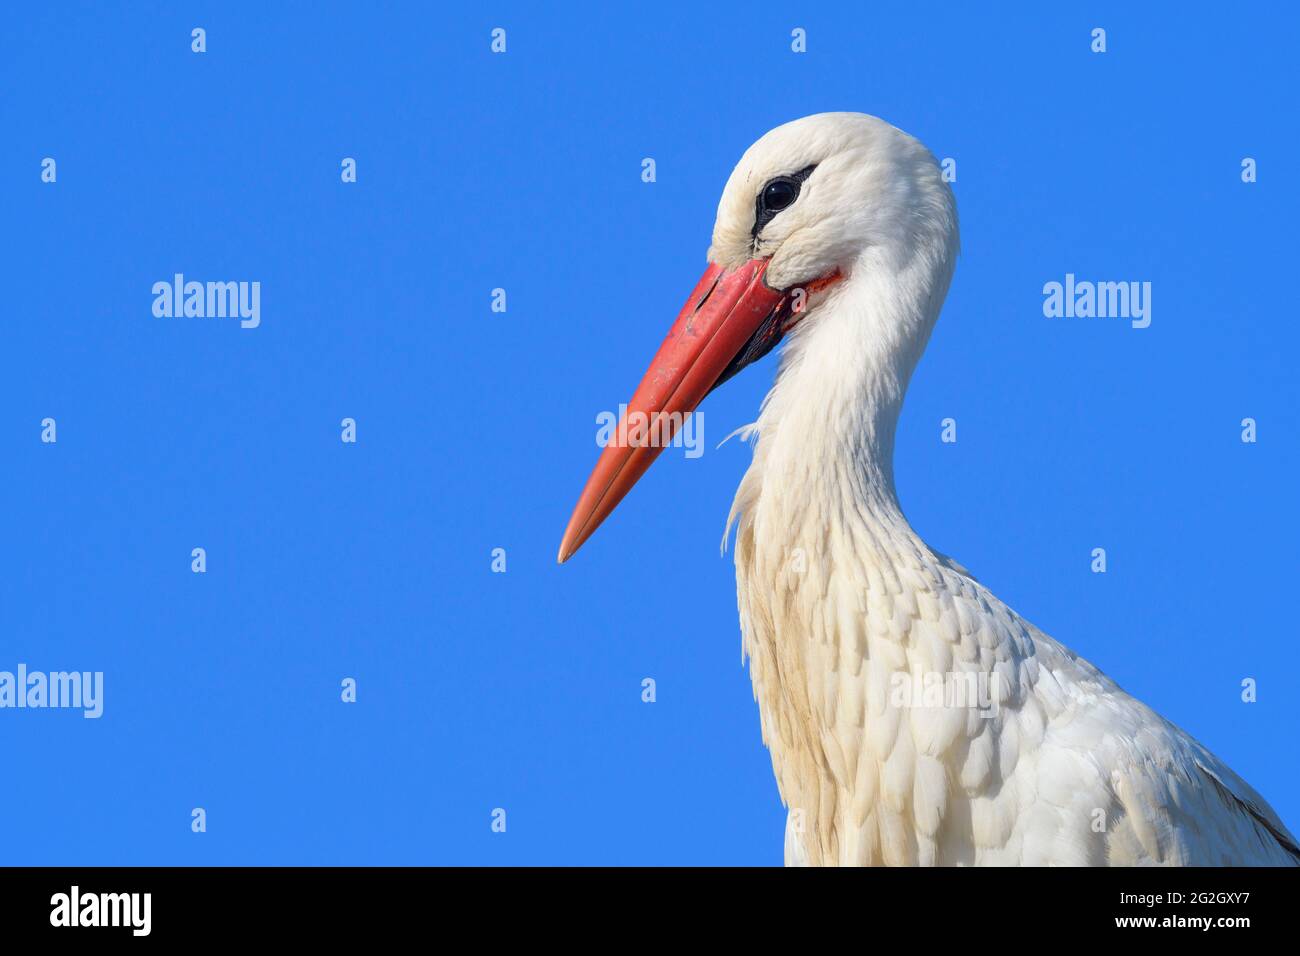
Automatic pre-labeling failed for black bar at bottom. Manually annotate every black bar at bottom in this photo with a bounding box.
[0,865,1294,941]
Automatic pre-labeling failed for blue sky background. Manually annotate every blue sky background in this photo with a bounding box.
[2,3,1296,865]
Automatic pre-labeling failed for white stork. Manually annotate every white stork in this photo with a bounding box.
[558,112,1298,866]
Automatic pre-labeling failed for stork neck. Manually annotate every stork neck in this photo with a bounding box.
[754,256,943,529]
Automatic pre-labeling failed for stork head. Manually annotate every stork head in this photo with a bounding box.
[558,112,957,563]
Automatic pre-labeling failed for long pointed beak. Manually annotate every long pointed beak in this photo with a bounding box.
[557,258,790,563]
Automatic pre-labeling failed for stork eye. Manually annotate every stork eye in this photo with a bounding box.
[762,179,799,211]
[752,164,817,240]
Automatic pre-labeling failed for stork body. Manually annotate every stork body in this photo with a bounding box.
[729,267,1296,865]
[560,113,1297,866]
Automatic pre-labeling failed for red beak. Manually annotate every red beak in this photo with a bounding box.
[557,258,797,563]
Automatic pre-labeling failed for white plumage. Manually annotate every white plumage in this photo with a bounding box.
[560,112,1297,866]
[718,113,1297,866]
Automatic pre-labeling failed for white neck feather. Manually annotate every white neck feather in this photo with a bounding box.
[726,235,958,866]
[728,238,954,545]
